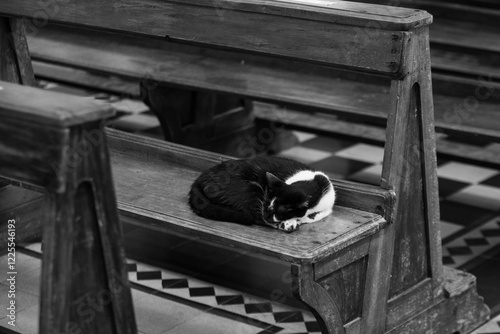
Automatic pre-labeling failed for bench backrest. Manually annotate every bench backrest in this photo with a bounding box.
[1,0,430,77]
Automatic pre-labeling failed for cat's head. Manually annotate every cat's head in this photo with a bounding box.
[264,172,311,223]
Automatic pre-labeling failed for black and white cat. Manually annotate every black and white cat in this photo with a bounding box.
[188,156,335,232]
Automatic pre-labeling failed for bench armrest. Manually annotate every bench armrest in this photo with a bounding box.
[0,80,114,128]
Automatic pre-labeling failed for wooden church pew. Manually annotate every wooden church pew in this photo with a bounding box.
[0,78,137,333]
[25,21,500,163]
[0,1,490,333]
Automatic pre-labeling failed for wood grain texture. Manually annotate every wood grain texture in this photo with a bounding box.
[106,128,387,263]
[0,117,68,192]
[26,26,500,141]
[1,0,433,30]
[315,237,370,280]
[254,103,500,167]
[317,256,368,324]
[0,185,44,249]
[0,17,21,83]
[359,226,395,334]
[385,267,490,334]
[0,80,114,127]
[381,26,442,299]
[2,0,424,76]
[39,122,136,334]
[8,18,35,86]
[386,279,434,330]
[68,182,116,333]
[292,263,346,334]
[107,127,395,219]
[33,60,139,96]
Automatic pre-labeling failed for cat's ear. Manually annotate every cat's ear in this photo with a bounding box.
[266,172,282,189]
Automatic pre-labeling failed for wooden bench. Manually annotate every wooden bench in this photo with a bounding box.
[20,7,500,164]
[0,1,490,333]
[0,80,136,333]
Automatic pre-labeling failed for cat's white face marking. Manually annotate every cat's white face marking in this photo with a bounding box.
[285,170,316,184]
[285,171,336,227]
[269,197,276,210]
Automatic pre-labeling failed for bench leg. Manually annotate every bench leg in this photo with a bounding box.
[359,226,394,334]
[291,228,393,334]
[0,17,36,85]
[39,122,136,334]
[142,83,253,148]
[292,263,345,334]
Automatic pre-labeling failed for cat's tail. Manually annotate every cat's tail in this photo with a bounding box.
[189,183,255,225]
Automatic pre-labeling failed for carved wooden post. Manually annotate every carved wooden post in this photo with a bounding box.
[0,17,35,85]
[381,26,443,314]
[39,121,137,334]
[0,54,137,334]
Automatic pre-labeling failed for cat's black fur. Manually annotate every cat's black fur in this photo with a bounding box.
[188,156,332,230]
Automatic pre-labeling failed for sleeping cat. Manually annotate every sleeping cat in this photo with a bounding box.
[188,156,335,232]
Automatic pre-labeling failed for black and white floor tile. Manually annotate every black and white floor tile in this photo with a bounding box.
[0,243,321,334]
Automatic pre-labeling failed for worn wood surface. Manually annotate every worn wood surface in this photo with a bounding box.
[0,185,44,249]
[7,18,35,86]
[386,279,434,330]
[254,103,500,167]
[26,25,500,142]
[107,128,386,263]
[386,267,490,334]
[381,27,442,300]
[359,226,394,334]
[1,0,432,30]
[0,80,114,127]
[318,256,368,325]
[292,263,346,334]
[38,122,136,334]
[0,17,35,85]
[33,60,139,96]
[107,127,395,218]
[0,116,68,192]
[1,0,434,76]
[314,237,371,280]
[0,17,21,83]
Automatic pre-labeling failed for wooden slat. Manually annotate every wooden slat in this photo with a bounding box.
[1,0,433,76]
[26,26,500,141]
[0,80,114,127]
[0,0,433,30]
[431,18,500,53]
[0,117,68,192]
[8,18,36,86]
[33,61,139,96]
[382,26,442,298]
[107,127,395,218]
[254,103,500,167]
[107,128,387,263]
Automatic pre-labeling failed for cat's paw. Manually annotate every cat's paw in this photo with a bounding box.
[278,219,300,233]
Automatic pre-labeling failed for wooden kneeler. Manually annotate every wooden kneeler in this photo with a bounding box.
[0,27,137,331]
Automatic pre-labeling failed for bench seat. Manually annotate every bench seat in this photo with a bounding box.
[108,128,387,264]
[27,25,500,142]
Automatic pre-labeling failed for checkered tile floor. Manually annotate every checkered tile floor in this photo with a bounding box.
[2,81,499,333]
